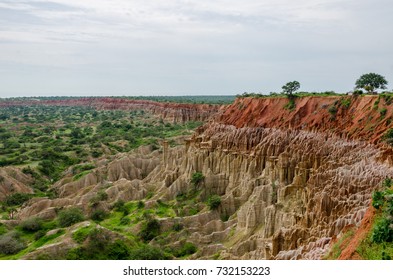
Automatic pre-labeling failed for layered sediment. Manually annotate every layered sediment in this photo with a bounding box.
[4,96,393,259]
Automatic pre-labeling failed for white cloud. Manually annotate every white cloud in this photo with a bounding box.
[0,0,392,96]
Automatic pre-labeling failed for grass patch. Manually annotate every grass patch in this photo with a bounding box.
[73,170,91,181]
[33,229,65,248]
[340,98,351,108]
[324,229,354,260]
[356,227,393,260]
[72,225,94,244]
[283,99,296,111]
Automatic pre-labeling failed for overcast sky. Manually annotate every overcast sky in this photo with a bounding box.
[0,0,392,97]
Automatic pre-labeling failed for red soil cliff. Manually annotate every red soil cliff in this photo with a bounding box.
[219,96,393,145]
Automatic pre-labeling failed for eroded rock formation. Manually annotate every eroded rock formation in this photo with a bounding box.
[4,96,393,259]
[0,167,33,200]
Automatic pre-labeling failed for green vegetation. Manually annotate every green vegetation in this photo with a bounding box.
[57,207,85,227]
[72,225,93,244]
[139,216,161,242]
[282,81,300,95]
[383,128,393,146]
[20,217,43,233]
[206,195,221,210]
[0,232,26,255]
[0,104,203,183]
[328,105,338,117]
[67,228,136,260]
[172,242,197,258]
[284,98,296,111]
[357,178,393,259]
[355,73,388,93]
[89,190,108,207]
[380,108,387,117]
[129,244,171,260]
[90,209,109,222]
[73,170,91,181]
[4,94,393,260]
[324,229,355,260]
[4,193,31,207]
[0,98,227,260]
[123,95,235,105]
[340,98,351,108]
[191,172,204,189]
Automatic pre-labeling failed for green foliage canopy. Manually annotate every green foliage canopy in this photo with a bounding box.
[355,73,388,93]
[282,81,300,95]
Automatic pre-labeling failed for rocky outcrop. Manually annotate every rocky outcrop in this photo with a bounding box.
[16,146,161,220]
[0,167,34,201]
[10,96,393,260]
[156,122,393,259]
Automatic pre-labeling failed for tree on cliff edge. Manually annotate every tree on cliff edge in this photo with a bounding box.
[282,81,300,95]
[355,73,388,93]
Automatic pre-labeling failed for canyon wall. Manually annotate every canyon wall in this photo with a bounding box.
[6,95,393,259]
[155,95,393,259]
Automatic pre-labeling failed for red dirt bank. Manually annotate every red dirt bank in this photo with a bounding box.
[219,96,393,145]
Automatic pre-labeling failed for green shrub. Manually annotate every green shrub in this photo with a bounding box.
[58,207,85,227]
[4,193,31,207]
[73,170,91,181]
[207,195,221,210]
[191,172,204,188]
[89,190,108,206]
[328,105,338,116]
[371,217,393,243]
[340,98,351,108]
[90,209,109,222]
[137,201,145,209]
[172,222,183,232]
[382,251,392,260]
[68,228,113,259]
[220,213,230,222]
[119,216,131,226]
[87,228,112,253]
[139,218,160,242]
[34,230,46,241]
[112,200,125,211]
[372,191,384,210]
[353,89,363,95]
[72,226,92,244]
[380,108,387,117]
[129,245,170,260]
[173,242,197,257]
[73,164,95,173]
[113,200,129,216]
[283,99,296,111]
[145,192,154,199]
[383,178,393,188]
[107,239,131,260]
[0,232,26,255]
[20,217,43,232]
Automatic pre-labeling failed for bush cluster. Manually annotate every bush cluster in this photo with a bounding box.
[207,195,221,210]
[0,232,26,255]
[57,207,85,227]
[139,218,160,242]
[20,217,43,232]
